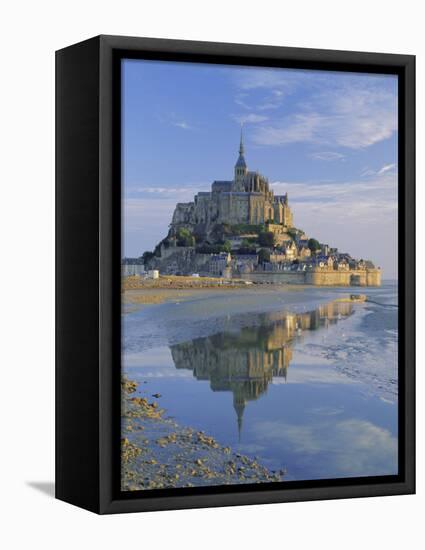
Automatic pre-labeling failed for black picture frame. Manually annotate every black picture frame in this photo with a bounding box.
[56,34,415,514]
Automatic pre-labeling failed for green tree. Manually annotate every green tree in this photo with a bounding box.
[241,238,254,249]
[258,231,275,248]
[231,223,265,235]
[222,240,232,253]
[176,227,195,247]
[142,251,154,265]
[196,243,229,254]
[258,248,271,264]
[308,238,321,253]
[287,228,298,240]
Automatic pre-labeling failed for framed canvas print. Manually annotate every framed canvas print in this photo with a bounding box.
[56,35,415,514]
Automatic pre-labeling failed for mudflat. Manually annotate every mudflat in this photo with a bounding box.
[122,275,308,310]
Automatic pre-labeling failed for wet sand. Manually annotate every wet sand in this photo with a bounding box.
[123,279,309,312]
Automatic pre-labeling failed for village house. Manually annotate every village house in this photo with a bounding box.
[283,241,297,260]
[298,245,312,260]
[233,254,258,274]
[334,257,350,271]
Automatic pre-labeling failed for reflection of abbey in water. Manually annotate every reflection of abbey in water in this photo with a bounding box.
[170,302,353,438]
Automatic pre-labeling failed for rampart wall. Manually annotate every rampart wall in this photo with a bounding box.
[240,268,381,286]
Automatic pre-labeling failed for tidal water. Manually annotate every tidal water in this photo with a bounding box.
[123,282,398,482]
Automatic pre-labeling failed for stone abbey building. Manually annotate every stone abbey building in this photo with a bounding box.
[140,132,381,287]
[170,132,293,237]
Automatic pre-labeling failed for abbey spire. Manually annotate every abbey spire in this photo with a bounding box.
[239,124,244,155]
[234,125,248,187]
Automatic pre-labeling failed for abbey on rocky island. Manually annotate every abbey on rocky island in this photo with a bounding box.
[138,132,381,287]
[170,131,293,239]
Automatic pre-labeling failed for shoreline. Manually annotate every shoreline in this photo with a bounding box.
[121,377,285,491]
[123,274,251,291]
[122,274,388,311]
[123,275,319,311]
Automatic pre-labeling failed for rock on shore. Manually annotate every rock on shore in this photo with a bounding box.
[121,377,285,491]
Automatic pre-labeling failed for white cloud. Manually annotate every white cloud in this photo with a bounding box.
[271,173,397,217]
[172,120,191,130]
[123,197,176,256]
[123,180,209,256]
[361,163,397,178]
[254,113,321,145]
[233,113,269,124]
[232,69,309,114]
[132,182,209,199]
[252,88,397,149]
[234,93,252,110]
[232,69,397,150]
[253,418,398,477]
[360,168,376,177]
[378,163,396,175]
[234,68,304,93]
[272,363,354,385]
[310,151,346,161]
[157,111,194,130]
[270,172,398,275]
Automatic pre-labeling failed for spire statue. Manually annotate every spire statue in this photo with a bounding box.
[239,123,244,155]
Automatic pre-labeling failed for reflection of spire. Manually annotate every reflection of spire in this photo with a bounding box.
[170,301,355,431]
[233,394,246,442]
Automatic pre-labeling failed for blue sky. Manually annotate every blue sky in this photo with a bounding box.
[123,59,398,278]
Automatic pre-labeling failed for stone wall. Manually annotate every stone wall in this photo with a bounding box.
[149,247,211,275]
[346,269,381,287]
[366,269,382,286]
[305,270,351,286]
[170,184,295,237]
[240,268,381,286]
[122,264,145,277]
[240,271,306,284]
[218,193,250,225]
[248,194,266,224]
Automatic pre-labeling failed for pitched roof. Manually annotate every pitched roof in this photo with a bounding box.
[212,180,233,192]
[235,154,247,168]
